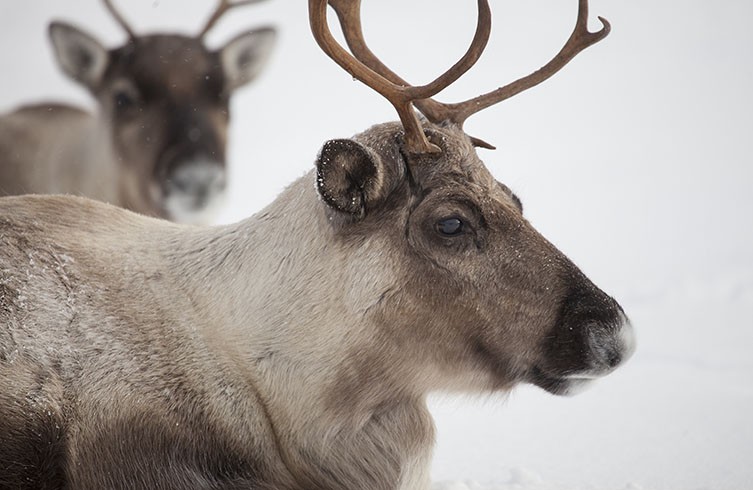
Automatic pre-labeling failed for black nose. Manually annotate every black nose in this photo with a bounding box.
[543,278,627,374]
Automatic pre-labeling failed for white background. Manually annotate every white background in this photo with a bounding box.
[1,1,751,488]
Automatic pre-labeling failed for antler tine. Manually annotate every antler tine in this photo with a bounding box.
[310,0,492,154]
[444,0,611,127]
[310,0,432,154]
[332,0,608,148]
[326,0,470,124]
[102,0,137,39]
[199,0,269,39]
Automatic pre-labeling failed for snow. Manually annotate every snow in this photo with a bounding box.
[1,1,752,489]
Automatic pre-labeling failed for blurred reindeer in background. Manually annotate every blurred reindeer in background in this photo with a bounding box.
[0,0,276,224]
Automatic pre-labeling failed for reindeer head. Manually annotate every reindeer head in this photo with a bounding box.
[47,0,277,223]
[311,0,634,395]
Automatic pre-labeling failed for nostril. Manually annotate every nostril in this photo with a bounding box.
[169,176,192,193]
[606,350,622,368]
[194,183,210,199]
[586,315,635,373]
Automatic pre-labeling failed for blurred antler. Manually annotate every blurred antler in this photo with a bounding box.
[103,0,136,39]
[199,0,270,38]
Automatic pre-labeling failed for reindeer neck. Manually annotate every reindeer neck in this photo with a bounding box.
[160,171,435,489]
[164,173,345,373]
[169,172,428,395]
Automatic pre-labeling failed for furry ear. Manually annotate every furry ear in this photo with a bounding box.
[219,27,277,92]
[316,139,398,218]
[48,22,108,91]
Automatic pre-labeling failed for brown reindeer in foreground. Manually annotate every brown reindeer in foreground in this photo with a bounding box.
[0,0,634,488]
[0,0,276,224]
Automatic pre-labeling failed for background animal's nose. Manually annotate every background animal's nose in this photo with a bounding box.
[161,161,228,224]
[168,161,226,205]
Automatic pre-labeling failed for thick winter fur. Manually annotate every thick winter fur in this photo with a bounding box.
[0,23,276,224]
[0,122,634,489]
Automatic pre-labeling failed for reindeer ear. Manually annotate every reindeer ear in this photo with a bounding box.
[316,139,397,218]
[49,22,108,91]
[219,27,277,92]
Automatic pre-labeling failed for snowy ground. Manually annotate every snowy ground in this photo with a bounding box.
[1,1,752,489]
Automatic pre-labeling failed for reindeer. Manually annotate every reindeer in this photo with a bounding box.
[0,0,634,488]
[0,0,277,224]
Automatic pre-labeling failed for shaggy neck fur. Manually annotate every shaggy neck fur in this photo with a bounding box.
[162,173,435,489]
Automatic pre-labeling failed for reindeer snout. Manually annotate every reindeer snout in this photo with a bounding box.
[555,289,636,377]
[585,311,635,375]
[531,281,635,396]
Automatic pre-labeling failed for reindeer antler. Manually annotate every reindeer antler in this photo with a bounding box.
[103,0,136,39]
[309,0,492,154]
[433,0,610,128]
[320,0,610,151]
[199,0,270,38]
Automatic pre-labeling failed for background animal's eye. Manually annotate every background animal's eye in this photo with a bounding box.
[114,90,136,111]
[436,217,464,236]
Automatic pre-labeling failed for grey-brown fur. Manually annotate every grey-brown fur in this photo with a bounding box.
[0,17,276,224]
[0,121,633,489]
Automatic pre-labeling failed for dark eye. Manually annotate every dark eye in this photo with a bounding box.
[436,217,464,236]
[114,91,136,111]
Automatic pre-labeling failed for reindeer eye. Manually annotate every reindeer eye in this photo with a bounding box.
[436,217,464,236]
[114,91,136,111]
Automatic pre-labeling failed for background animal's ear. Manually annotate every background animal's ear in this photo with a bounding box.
[48,22,108,91]
[219,27,277,92]
[316,139,397,218]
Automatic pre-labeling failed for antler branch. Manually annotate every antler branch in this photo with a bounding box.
[313,0,609,152]
[440,0,610,126]
[310,0,491,154]
[331,0,609,150]
[103,0,137,39]
[199,0,270,38]
[325,0,457,125]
